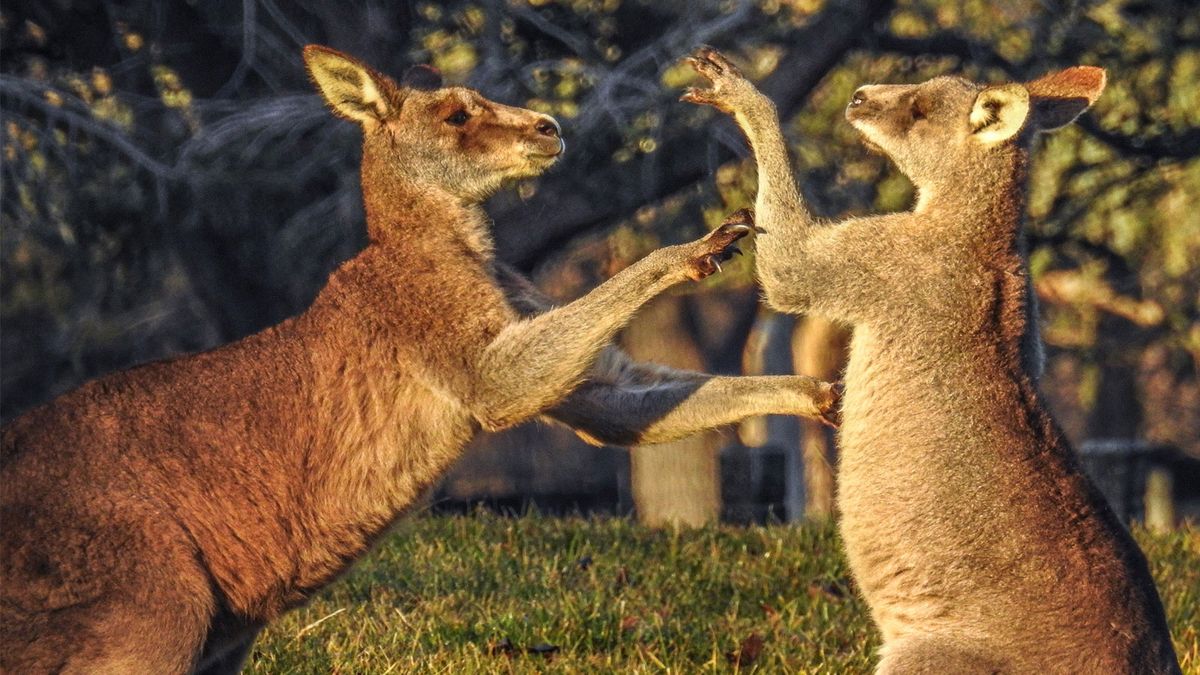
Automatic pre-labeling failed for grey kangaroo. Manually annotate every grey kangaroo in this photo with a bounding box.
[684,47,1180,674]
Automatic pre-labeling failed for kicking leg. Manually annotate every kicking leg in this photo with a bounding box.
[548,373,838,446]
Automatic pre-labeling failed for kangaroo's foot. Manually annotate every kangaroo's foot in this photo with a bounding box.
[681,46,765,116]
[684,209,754,281]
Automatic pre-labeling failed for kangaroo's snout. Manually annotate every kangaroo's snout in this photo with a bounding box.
[534,116,561,138]
[846,85,892,120]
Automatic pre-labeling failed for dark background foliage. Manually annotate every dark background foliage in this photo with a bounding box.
[3,0,1197,479]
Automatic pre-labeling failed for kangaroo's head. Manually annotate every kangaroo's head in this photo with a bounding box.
[304,45,564,202]
[844,67,1106,195]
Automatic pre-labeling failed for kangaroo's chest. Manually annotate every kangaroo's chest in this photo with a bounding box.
[834,326,1116,643]
[281,367,477,607]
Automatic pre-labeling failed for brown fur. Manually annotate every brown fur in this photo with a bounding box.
[685,48,1179,673]
[0,46,838,674]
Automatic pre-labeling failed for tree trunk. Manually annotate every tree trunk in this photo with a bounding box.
[739,310,801,520]
[624,294,721,527]
[1086,355,1142,440]
[792,316,850,521]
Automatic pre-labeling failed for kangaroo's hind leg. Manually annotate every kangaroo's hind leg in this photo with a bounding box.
[1,500,215,674]
[194,612,264,675]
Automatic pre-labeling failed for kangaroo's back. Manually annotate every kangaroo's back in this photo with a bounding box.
[0,321,310,672]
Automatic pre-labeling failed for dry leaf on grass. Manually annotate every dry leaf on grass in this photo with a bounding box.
[726,632,764,667]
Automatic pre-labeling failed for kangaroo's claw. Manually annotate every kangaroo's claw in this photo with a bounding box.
[681,47,757,116]
[688,46,743,79]
[722,208,754,228]
[817,382,844,429]
[681,86,715,105]
[685,209,756,281]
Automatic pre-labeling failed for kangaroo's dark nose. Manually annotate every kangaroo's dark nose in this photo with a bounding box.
[535,116,561,138]
[849,88,868,108]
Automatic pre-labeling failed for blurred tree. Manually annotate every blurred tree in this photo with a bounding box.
[622,294,722,527]
[792,315,849,520]
[2,0,1196,520]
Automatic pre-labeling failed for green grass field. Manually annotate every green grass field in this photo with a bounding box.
[246,514,1199,674]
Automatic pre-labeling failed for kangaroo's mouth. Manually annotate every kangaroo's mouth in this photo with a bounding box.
[510,151,560,180]
[524,151,560,168]
[528,136,565,159]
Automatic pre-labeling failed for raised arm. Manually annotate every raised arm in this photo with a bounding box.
[682,48,895,324]
[682,48,814,237]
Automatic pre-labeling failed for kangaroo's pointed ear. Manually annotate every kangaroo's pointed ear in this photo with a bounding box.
[1025,66,1106,131]
[303,45,398,127]
[970,83,1031,145]
[401,65,443,91]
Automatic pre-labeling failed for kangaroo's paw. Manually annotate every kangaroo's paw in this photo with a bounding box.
[686,208,754,281]
[817,382,844,429]
[680,46,759,115]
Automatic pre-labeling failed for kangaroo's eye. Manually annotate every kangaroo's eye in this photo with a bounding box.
[446,110,470,126]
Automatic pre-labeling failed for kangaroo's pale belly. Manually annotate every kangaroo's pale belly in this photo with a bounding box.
[832,327,1170,672]
[837,328,952,638]
[835,328,1045,641]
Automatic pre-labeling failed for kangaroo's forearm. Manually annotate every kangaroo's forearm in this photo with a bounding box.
[685,50,830,310]
[474,249,683,429]
[736,98,811,232]
[684,48,811,231]
[731,91,831,316]
[549,375,833,446]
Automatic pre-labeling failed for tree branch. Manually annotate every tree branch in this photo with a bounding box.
[493,0,897,269]
[0,76,179,181]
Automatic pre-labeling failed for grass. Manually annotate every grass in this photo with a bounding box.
[247,514,1199,674]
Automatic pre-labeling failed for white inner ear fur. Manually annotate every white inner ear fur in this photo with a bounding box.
[971,83,1031,145]
[358,75,389,119]
[307,54,390,126]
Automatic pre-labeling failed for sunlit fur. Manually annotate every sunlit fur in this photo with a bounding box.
[686,48,1179,674]
[0,45,835,674]
[369,84,564,202]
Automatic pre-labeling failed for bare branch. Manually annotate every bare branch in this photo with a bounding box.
[215,0,259,98]
[509,5,592,57]
[0,76,179,181]
[494,0,896,268]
